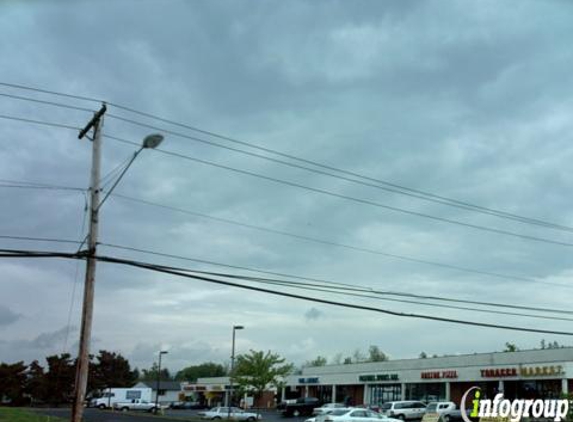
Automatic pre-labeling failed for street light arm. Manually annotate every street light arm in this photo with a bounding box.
[96,147,143,211]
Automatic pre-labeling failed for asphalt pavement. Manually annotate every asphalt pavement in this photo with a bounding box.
[32,408,308,422]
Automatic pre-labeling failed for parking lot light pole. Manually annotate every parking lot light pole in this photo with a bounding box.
[228,325,244,419]
[156,350,168,411]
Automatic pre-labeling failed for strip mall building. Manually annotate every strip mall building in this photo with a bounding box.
[188,348,573,408]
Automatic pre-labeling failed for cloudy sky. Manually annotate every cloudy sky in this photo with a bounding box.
[1,0,573,374]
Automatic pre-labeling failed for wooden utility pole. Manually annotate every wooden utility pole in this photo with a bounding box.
[71,104,106,422]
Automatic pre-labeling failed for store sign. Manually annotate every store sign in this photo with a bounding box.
[183,385,206,391]
[480,368,518,378]
[359,374,399,382]
[421,370,458,379]
[520,365,564,377]
[298,377,320,384]
[481,365,566,378]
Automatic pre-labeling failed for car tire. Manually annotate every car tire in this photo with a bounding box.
[443,416,450,422]
[98,404,106,410]
[397,415,405,420]
[293,410,301,417]
[213,417,222,420]
[247,417,256,422]
[121,407,129,412]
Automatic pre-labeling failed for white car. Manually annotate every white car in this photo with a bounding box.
[317,408,403,422]
[425,402,456,415]
[198,407,262,421]
[313,403,347,416]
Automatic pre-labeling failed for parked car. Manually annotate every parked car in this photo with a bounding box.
[316,408,403,422]
[380,401,427,420]
[424,402,456,415]
[198,406,262,421]
[278,397,322,417]
[306,408,350,422]
[170,401,206,409]
[112,398,164,413]
[313,403,347,415]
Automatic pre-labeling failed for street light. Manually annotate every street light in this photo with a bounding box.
[70,110,166,422]
[228,325,244,419]
[155,350,169,412]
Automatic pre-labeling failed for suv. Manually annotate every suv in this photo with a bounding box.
[381,401,427,420]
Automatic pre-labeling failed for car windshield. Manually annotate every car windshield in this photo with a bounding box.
[381,404,392,411]
[426,403,437,411]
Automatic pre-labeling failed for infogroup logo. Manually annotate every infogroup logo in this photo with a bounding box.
[460,386,570,422]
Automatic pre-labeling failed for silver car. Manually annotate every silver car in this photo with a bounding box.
[380,402,427,420]
[199,407,262,421]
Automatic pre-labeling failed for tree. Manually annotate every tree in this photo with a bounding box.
[504,342,518,352]
[175,362,226,382]
[25,360,46,404]
[234,350,293,408]
[332,353,343,365]
[89,350,138,392]
[0,361,27,405]
[304,356,327,367]
[139,362,172,382]
[367,346,389,362]
[419,352,428,359]
[352,349,366,363]
[343,357,352,365]
[43,354,76,405]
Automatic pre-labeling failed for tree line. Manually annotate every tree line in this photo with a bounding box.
[0,350,137,406]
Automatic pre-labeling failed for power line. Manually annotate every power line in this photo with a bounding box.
[0,82,103,103]
[1,81,570,234]
[0,92,94,113]
[4,176,551,287]
[100,242,573,316]
[1,246,572,335]
[106,134,573,248]
[106,113,573,234]
[92,254,573,337]
[0,114,81,131]
[2,176,565,290]
[0,183,86,193]
[0,235,82,244]
[3,106,572,248]
[110,193,572,289]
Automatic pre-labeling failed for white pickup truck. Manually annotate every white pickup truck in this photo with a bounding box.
[112,398,164,413]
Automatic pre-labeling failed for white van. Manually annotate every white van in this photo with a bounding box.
[90,387,152,409]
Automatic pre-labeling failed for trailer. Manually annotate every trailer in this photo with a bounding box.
[90,387,152,409]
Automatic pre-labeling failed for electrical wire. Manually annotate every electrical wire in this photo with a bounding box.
[107,113,573,234]
[1,247,572,335]
[2,175,567,293]
[0,235,82,244]
[2,106,572,248]
[1,81,571,234]
[92,254,573,336]
[0,92,94,113]
[109,193,567,289]
[99,242,573,314]
[106,135,573,248]
[0,114,81,131]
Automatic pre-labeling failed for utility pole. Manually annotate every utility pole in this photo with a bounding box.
[71,104,107,422]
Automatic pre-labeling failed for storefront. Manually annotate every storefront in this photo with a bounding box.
[193,348,573,408]
[284,347,573,407]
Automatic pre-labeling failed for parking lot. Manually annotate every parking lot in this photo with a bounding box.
[33,408,308,422]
